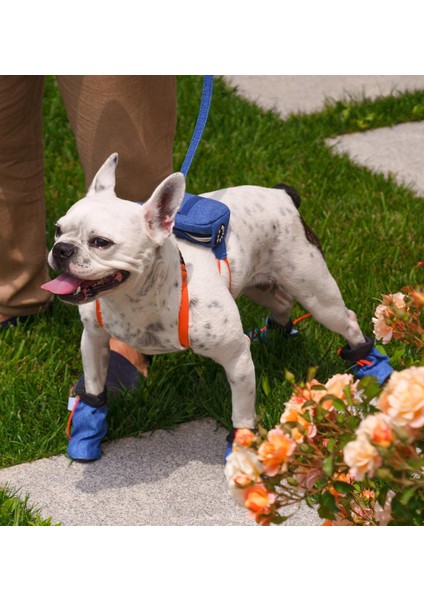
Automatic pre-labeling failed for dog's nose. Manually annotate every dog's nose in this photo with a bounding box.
[53,242,76,261]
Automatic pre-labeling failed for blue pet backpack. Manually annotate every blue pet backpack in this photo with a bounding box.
[174,193,230,260]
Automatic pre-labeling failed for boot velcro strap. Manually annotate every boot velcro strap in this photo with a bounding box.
[75,380,107,408]
[339,336,374,363]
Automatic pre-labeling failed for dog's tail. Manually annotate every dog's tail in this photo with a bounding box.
[273,182,301,209]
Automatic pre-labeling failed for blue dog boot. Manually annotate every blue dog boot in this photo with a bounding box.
[339,336,394,386]
[67,384,108,462]
[354,347,394,385]
[224,428,237,462]
[67,399,108,462]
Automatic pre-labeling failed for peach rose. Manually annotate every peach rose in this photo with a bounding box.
[323,373,358,408]
[372,292,406,344]
[225,446,263,506]
[257,428,295,476]
[343,436,382,481]
[377,366,424,428]
[289,379,327,405]
[356,413,393,448]
[280,400,317,443]
[244,484,275,514]
[234,428,256,447]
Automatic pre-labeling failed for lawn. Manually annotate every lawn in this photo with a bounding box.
[0,75,423,524]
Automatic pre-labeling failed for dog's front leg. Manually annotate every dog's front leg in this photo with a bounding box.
[223,337,257,430]
[67,325,111,462]
[201,332,257,431]
[80,327,111,396]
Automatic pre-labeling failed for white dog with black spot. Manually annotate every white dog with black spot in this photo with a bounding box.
[43,153,373,460]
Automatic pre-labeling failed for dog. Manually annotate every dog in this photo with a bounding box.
[43,153,370,456]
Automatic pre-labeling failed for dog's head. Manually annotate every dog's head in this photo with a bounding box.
[42,153,185,304]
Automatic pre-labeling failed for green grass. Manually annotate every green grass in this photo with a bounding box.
[0,487,58,526]
[1,76,423,524]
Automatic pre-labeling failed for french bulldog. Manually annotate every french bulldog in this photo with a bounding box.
[43,153,370,451]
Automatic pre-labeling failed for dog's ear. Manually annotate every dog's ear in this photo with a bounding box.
[142,173,186,242]
[87,153,119,196]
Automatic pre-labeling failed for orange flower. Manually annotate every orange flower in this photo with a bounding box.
[234,428,256,447]
[280,399,317,443]
[258,428,295,476]
[244,484,275,514]
[411,289,424,307]
[361,489,375,501]
[290,379,326,405]
[356,413,393,448]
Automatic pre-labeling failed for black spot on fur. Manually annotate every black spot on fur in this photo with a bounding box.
[300,217,324,257]
[274,183,301,208]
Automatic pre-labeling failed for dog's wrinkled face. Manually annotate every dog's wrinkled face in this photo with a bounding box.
[42,153,185,304]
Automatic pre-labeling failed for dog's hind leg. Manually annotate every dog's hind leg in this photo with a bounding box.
[243,282,295,330]
[280,256,366,349]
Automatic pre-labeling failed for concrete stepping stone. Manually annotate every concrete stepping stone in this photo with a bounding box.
[327,121,424,196]
[0,419,321,526]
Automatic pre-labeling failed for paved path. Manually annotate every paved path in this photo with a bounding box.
[1,75,423,526]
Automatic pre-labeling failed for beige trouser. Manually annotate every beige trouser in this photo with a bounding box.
[0,75,176,318]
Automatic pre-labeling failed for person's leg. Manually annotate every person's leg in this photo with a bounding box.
[56,75,176,201]
[0,76,51,323]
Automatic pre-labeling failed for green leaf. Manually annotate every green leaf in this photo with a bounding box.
[332,396,346,411]
[400,487,416,506]
[261,376,271,397]
[323,456,334,477]
[332,481,353,494]
[327,438,336,453]
[317,492,339,520]
[284,370,296,385]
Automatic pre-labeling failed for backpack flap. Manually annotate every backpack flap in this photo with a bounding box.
[173,193,230,258]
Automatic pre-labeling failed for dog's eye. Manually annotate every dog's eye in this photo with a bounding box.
[90,237,113,248]
[55,225,62,237]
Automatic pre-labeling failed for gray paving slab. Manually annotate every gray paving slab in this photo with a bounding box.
[0,418,321,526]
[225,75,424,118]
[327,121,424,197]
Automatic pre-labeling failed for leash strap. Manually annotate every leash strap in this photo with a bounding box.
[180,76,214,177]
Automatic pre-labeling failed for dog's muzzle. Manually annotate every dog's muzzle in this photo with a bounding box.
[41,243,130,305]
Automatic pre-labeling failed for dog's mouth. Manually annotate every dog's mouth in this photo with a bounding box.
[41,270,130,304]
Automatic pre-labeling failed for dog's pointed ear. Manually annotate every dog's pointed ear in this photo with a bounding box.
[142,173,186,242]
[87,153,119,196]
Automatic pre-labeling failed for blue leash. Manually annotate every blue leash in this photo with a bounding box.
[180,75,214,177]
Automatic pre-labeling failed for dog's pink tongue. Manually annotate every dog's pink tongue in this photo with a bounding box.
[41,274,81,295]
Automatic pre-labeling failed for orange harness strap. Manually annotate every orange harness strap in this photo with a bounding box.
[178,254,190,348]
[217,258,232,291]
